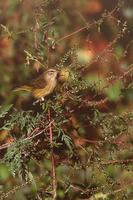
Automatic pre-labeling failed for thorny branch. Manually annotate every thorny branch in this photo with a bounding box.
[56,0,124,44]
[0,120,54,150]
[48,109,57,200]
[82,63,133,107]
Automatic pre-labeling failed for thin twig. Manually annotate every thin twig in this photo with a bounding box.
[0,120,54,150]
[0,172,48,200]
[101,158,133,166]
[84,63,133,107]
[56,0,123,44]
[89,181,133,200]
[45,5,57,198]
[48,109,57,200]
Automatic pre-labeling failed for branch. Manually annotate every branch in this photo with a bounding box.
[48,109,57,200]
[84,63,133,107]
[0,120,54,151]
[56,0,123,44]
[101,158,133,166]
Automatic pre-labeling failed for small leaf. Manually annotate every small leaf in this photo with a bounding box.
[0,104,13,118]
[28,171,37,192]
[0,165,10,181]
[62,133,73,152]
[106,81,123,101]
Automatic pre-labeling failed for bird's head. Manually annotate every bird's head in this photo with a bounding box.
[44,68,58,82]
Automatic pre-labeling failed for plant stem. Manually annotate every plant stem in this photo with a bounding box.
[48,109,57,199]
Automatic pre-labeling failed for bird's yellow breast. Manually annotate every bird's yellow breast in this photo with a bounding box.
[32,79,57,99]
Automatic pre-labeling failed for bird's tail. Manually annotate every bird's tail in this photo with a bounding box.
[13,85,32,92]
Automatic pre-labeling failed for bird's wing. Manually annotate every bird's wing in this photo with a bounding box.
[29,73,46,89]
[13,85,32,92]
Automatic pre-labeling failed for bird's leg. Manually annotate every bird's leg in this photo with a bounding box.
[33,99,39,105]
[33,97,45,105]
[41,97,44,101]
[33,99,42,105]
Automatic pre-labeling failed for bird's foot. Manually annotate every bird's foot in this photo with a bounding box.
[33,99,39,105]
[33,97,45,105]
[41,97,44,101]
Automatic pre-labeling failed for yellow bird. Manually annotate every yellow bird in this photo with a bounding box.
[14,68,58,101]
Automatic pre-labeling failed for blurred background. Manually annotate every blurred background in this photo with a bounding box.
[0,0,133,199]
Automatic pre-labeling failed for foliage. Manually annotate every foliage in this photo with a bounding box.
[0,104,13,119]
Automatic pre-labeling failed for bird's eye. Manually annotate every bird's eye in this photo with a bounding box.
[48,72,53,76]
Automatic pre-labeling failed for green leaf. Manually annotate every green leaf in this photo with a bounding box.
[115,45,123,59]
[62,133,73,152]
[106,81,123,101]
[0,104,13,118]
[85,74,107,91]
[28,171,37,192]
[0,165,10,181]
